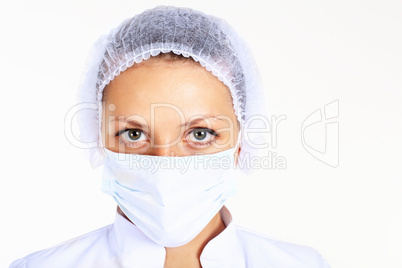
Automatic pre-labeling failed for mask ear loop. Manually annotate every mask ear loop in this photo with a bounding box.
[233,128,242,168]
[226,128,241,197]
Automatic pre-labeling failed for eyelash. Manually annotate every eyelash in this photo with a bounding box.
[186,128,219,147]
[115,129,147,148]
[115,127,219,148]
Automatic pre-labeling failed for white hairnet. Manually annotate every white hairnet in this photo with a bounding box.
[76,5,269,174]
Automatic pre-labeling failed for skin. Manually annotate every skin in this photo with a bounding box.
[101,56,241,268]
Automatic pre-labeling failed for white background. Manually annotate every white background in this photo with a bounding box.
[1,1,401,267]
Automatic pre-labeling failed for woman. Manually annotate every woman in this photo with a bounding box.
[10,5,330,268]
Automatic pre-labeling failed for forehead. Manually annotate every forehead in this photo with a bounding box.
[102,59,236,123]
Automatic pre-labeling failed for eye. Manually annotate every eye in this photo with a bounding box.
[124,129,143,141]
[187,128,218,144]
[117,129,147,147]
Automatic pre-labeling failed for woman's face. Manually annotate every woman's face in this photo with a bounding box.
[101,57,240,160]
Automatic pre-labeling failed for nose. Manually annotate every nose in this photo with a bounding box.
[149,146,180,156]
[148,133,183,156]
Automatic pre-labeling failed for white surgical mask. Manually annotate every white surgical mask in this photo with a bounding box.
[101,131,241,247]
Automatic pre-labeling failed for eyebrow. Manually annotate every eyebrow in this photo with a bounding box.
[109,118,147,131]
[110,116,224,128]
[179,116,225,127]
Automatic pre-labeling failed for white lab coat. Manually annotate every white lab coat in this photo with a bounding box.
[10,206,330,268]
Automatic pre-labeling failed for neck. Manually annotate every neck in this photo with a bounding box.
[117,206,226,268]
[164,211,226,268]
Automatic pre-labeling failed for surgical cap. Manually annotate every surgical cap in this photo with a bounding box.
[76,5,269,174]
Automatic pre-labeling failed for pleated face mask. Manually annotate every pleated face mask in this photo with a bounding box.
[101,131,241,247]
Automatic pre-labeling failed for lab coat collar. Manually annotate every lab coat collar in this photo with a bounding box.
[113,205,245,267]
